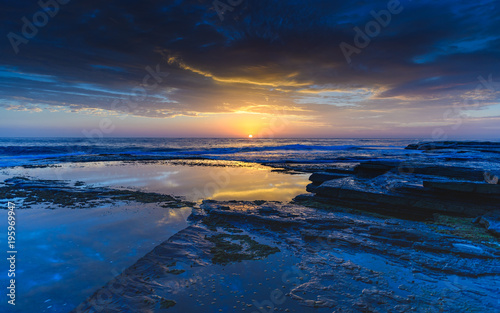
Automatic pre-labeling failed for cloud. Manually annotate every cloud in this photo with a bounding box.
[0,0,499,136]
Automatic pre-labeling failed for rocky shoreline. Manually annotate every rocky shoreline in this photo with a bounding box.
[296,142,500,237]
[73,199,499,312]
[3,141,500,312]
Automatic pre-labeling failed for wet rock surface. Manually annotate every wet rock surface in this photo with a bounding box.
[405,141,500,153]
[478,212,500,237]
[74,200,500,312]
[309,172,351,184]
[296,141,500,219]
[0,177,193,209]
[307,174,499,218]
[424,180,500,195]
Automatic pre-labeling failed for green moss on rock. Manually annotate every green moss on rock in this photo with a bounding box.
[427,214,499,249]
[206,233,280,265]
[159,299,176,309]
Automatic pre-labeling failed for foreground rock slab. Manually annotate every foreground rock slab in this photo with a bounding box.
[405,141,500,153]
[478,213,500,237]
[73,200,500,312]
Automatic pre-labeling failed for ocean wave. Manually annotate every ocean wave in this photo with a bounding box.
[0,145,181,156]
[0,138,415,168]
[0,143,366,157]
[179,144,363,155]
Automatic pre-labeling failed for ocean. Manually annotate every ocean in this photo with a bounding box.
[1,137,499,172]
[0,138,419,167]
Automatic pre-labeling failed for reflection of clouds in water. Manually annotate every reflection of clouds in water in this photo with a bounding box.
[3,161,308,311]
[13,204,191,311]
[155,207,191,226]
[156,171,181,187]
[211,185,305,201]
[2,160,308,201]
[208,172,309,201]
[162,180,181,188]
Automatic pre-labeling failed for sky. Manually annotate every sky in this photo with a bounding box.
[0,0,499,138]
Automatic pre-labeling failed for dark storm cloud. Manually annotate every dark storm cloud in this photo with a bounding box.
[0,0,499,118]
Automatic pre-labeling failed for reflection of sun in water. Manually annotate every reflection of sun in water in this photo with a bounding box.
[248,134,253,138]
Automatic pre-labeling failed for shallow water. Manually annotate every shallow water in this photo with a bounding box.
[0,160,310,202]
[158,252,322,313]
[0,160,309,312]
[0,203,191,313]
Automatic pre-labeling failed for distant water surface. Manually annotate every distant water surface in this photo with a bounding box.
[0,138,417,167]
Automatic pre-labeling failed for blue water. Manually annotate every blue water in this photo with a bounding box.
[3,137,500,172]
[0,138,419,168]
[0,204,192,313]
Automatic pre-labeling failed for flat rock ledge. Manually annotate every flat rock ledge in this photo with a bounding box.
[477,213,500,237]
[300,157,500,223]
[72,200,500,312]
[405,141,500,153]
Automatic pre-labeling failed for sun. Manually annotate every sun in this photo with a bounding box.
[248,134,253,138]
